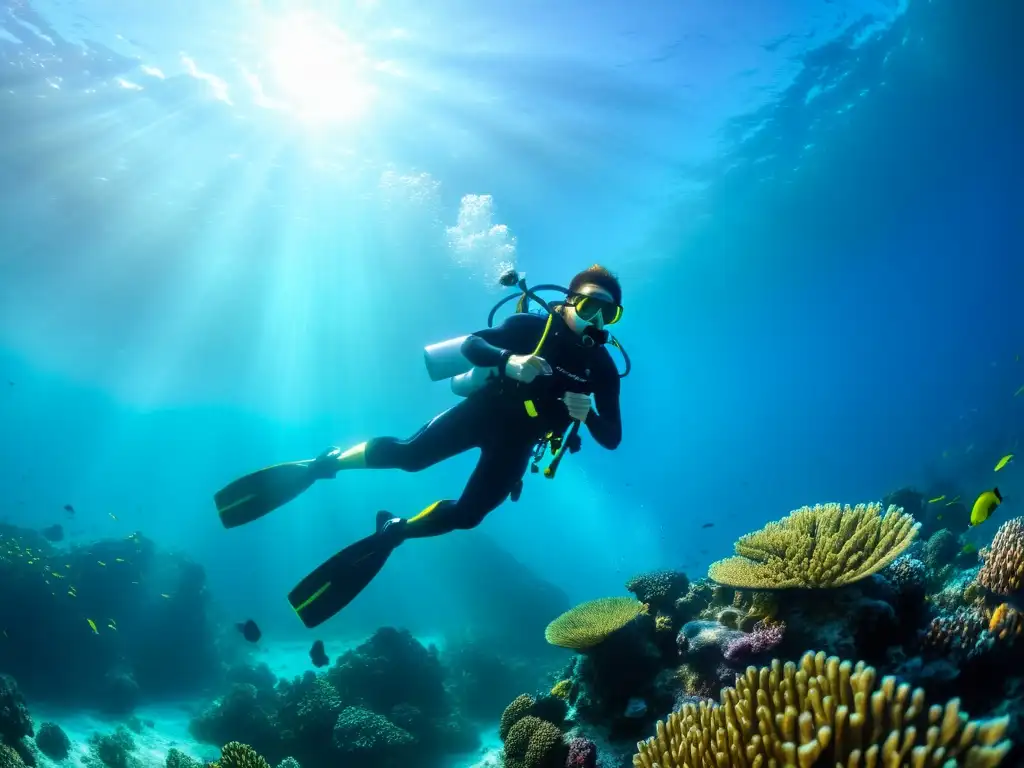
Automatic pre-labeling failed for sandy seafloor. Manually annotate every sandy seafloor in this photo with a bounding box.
[28,637,504,768]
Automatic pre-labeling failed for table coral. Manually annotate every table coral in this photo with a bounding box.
[708,502,919,589]
[544,597,645,650]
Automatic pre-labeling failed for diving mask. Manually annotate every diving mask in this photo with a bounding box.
[567,292,623,326]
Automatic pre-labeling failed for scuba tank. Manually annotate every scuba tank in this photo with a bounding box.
[421,268,630,397]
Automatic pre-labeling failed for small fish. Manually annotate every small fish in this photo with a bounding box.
[701,522,714,529]
[309,639,329,668]
[108,512,118,521]
[41,524,64,542]
[928,495,945,504]
[97,561,106,567]
[945,495,961,506]
[159,592,170,598]
[962,542,978,555]
[936,514,943,521]
[63,504,75,515]
[970,488,1003,526]
[107,623,117,631]
[237,619,261,643]
[995,454,1014,472]
[50,571,64,579]
[115,558,125,563]
[1015,385,1024,397]
[87,619,98,634]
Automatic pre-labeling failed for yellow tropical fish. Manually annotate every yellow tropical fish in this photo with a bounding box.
[995,454,1014,472]
[945,495,961,506]
[971,488,1003,526]
[928,495,946,504]
[87,619,98,634]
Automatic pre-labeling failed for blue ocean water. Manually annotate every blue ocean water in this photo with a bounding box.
[1,0,1022,766]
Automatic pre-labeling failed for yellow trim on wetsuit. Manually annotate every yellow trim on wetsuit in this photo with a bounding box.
[408,500,442,523]
[523,313,556,418]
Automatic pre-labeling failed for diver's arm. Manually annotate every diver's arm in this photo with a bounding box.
[461,314,542,371]
[585,368,622,450]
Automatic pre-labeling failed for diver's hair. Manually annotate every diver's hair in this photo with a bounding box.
[569,264,622,305]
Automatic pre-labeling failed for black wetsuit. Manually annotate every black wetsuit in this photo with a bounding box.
[362,312,622,538]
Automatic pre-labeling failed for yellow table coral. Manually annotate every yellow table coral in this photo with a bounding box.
[633,651,1011,768]
[544,597,645,650]
[708,502,919,589]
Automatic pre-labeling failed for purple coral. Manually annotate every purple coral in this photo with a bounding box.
[723,620,785,662]
[566,737,597,768]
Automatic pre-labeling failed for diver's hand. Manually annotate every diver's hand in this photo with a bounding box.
[563,392,592,423]
[505,354,552,383]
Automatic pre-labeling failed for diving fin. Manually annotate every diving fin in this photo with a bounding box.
[214,448,342,529]
[288,511,399,629]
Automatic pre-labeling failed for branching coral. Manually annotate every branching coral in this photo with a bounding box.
[988,603,1024,643]
[978,518,1024,597]
[544,597,645,650]
[625,571,689,611]
[0,675,33,745]
[708,502,919,589]
[549,681,572,700]
[165,749,201,768]
[213,742,271,768]
[633,650,1012,768]
[332,707,413,757]
[923,528,959,570]
[565,737,597,768]
[921,607,991,660]
[884,555,928,593]
[0,745,21,768]
[722,620,786,662]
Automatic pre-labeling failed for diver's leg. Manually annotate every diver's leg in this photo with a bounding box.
[387,440,534,540]
[320,398,483,474]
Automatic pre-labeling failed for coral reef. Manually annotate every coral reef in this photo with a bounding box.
[978,517,1024,598]
[633,651,1011,767]
[0,675,34,766]
[0,523,218,711]
[708,502,919,589]
[189,627,478,768]
[535,498,1024,766]
[624,571,688,615]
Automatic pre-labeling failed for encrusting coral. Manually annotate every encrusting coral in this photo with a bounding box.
[633,650,1012,768]
[545,597,646,650]
[978,518,1024,597]
[708,502,919,589]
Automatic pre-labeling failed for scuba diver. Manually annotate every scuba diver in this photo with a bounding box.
[213,264,628,629]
